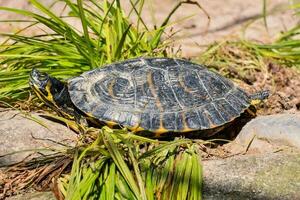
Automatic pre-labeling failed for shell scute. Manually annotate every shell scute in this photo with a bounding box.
[184,110,202,130]
[162,112,177,130]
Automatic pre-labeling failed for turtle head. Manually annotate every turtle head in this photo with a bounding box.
[250,90,270,105]
[29,68,86,128]
[29,68,66,108]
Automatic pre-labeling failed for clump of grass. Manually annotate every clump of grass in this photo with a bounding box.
[197,0,300,83]
[57,127,203,200]
[0,0,182,102]
[248,1,300,69]
[197,33,300,85]
[248,28,300,69]
[197,40,268,83]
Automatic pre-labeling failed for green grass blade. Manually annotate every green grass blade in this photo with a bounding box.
[140,139,192,160]
[189,148,203,200]
[145,168,155,200]
[177,151,192,200]
[262,0,268,32]
[105,163,116,200]
[128,147,147,200]
[76,0,96,68]
[103,131,141,199]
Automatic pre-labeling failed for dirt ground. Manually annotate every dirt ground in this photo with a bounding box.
[0,0,300,114]
[0,0,298,56]
[244,62,300,115]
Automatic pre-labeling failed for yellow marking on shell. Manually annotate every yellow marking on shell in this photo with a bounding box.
[154,127,169,137]
[181,112,196,132]
[147,71,163,111]
[128,124,145,132]
[204,111,217,129]
[105,120,118,128]
[85,112,94,117]
[178,74,193,93]
[178,72,207,100]
[108,79,116,98]
[154,117,169,137]
[209,124,217,129]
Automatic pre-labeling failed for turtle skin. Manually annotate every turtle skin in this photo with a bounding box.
[68,58,251,137]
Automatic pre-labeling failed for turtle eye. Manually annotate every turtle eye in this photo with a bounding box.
[30,68,49,84]
[38,73,48,81]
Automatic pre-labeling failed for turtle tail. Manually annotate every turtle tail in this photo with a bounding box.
[249,90,270,105]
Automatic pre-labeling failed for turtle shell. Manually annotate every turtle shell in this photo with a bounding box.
[68,58,251,137]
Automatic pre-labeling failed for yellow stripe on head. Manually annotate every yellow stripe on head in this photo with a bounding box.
[45,81,54,102]
[250,99,263,105]
[250,90,270,105]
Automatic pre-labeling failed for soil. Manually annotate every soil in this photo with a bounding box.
[0,0,298,55]
[239,63,300,115]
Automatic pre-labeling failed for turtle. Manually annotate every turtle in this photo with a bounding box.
[29,57,269,138]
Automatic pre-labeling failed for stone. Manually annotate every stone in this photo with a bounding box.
[203,152,300,200]
[229,113,300,154]
[0,110,77,166]
[203,113,300,199]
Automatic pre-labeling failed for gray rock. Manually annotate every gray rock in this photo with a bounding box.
[203,152,300,200]
[231,114,300,153]
[0,110,76,166]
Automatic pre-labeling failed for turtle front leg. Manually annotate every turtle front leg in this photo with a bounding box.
[246,107,257,117]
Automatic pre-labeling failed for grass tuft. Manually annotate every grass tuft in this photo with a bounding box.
[0,0,182,102]
[55,127,203,200]
[197,40,268,83]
